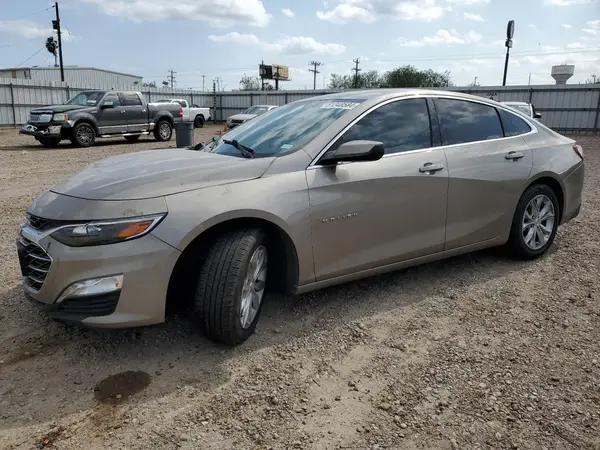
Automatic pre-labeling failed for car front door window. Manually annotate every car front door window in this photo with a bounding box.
[338,98,432,154]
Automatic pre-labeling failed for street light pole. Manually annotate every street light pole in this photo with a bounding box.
[502,20,515,87]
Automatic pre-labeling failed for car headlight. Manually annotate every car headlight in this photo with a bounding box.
[52,113,69,121]
[51,214,166,247]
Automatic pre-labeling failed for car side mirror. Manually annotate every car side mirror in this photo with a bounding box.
[318,140,385,166]
[534,112,542,119]
[101,101,114,109]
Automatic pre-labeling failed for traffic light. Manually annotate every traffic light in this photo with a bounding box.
[52,20,58,30]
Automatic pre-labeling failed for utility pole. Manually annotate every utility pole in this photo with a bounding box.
[202,75,205,93]
[308,61,322,90]
[215,77,221,92]
[52,2,64,82]
[352,58,361,88]
[167,69,177,88]
[528,73,531,85]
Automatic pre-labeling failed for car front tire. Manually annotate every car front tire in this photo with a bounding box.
[194,229,268,346]
[71,122,96,148]
[508,184,559,260]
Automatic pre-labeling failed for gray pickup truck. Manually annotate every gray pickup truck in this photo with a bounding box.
[20,90,183,148]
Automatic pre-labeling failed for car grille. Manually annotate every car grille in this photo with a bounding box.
[17,236,52,291]
[27,214,71,232]
[57,292,120,317]
[29,113,52,123]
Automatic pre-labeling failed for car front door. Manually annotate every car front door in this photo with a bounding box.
[306,97,449,281]
[121,92,147,133]
[433,97,534,251]
[97,92,127,134]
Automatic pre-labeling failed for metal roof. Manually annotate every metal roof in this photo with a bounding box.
[0,66,142,79]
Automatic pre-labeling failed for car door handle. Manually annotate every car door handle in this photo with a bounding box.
[419,163,444,173]
[505,151,524,160]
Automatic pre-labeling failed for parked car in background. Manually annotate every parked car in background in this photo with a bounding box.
[226,105,278,128]
[501,101,542,119]
[18,89,583,346]
[155,98,211,128]
[20,90,183,148]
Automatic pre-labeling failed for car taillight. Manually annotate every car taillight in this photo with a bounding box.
[179,107,183,118]
[573,144,584,160]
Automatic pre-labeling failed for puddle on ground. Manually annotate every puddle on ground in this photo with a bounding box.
[94,370,151,405]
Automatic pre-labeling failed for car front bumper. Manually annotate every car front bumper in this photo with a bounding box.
[17,224,181,327]
[20,121,73,139]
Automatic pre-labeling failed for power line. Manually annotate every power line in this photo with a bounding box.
[15,47,45,68]
[3,6,54,24]
[308,61,322,90]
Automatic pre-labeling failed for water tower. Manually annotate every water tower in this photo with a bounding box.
[551,65,575,84]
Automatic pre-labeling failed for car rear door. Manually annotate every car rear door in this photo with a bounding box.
[433,97,533,250]
[306,97,449,281]
[97,92,127,134]
[121,92,148,133]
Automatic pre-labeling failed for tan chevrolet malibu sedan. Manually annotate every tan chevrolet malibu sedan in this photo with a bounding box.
[17,89,584,345]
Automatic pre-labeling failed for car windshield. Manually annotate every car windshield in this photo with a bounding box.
[65,91,106,106]
[243,106,270,115]
[506,104,531,116]
[207,99,363,158]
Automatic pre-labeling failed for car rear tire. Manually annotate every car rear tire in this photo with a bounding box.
[194,115,204,128]
[71,122,96,148]
[194,229,268,346]
[124,135,141,142]
[38,138,61,148]
[153,120,173,141]
[507,184,559,260]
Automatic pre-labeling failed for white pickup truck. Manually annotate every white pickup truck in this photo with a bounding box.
[155,98,211,128]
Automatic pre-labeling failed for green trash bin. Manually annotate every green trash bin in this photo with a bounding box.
[175,121,194,148]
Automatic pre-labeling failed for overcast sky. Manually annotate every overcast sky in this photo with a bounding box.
[1,0,599,90]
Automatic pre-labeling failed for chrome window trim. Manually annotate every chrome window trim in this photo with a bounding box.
[307,93,538,169]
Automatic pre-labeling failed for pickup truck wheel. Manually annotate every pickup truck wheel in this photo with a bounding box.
[194,229,268,346]
[124,135,141,142]
[194,115,205,128]
[71,122,96,147]
[38,138,61,148]
[153,120,173,141]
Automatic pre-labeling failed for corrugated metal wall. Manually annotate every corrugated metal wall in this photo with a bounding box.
[1,80,599,133]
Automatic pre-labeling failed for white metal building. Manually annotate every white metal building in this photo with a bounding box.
[0,66,143,89]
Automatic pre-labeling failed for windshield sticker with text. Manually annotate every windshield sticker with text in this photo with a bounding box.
[319,101,360,110]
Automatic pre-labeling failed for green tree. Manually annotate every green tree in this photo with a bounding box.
[328,66,452,90]
[380,65,452,88]
[239,75,261,91]
[328,70,381,89]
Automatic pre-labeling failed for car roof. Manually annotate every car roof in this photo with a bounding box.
[501,101,530,105]
[252,104,277,108]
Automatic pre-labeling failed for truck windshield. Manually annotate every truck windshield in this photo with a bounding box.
[243,106,270,115]
[207,99,364,158]
[65,91,106,106]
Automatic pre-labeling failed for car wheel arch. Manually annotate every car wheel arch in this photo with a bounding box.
[73,118,99,135]
[165,215,300,316]
[522,173,565,222]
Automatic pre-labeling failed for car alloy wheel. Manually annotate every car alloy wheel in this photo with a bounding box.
[240,245,267,329]
[522,194,556,251]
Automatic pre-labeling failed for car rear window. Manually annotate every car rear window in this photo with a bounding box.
[435,98,504,146]
[498,108,532,137]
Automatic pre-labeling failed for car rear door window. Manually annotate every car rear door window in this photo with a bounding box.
[341,98,432,155]
[435,98,504,146]
[498,108,532,137]
[121,93,143,106]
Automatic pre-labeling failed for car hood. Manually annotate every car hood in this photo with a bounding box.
[50,149,274,200]
[229,113,257,121]
[30,104,91,114]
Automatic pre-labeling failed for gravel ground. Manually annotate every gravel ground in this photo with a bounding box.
[0,128,598,450]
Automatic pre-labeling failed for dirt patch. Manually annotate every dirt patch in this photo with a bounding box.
[94,371,152,405]
[0,131,598,450]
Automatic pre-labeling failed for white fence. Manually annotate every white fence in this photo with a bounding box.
[1,78,599,134]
